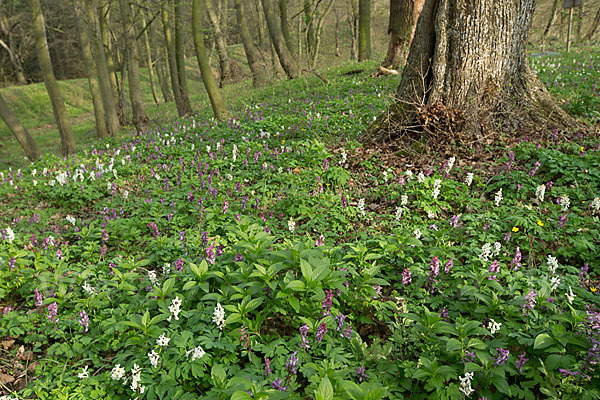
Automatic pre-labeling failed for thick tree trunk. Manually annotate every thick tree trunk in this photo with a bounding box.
[150,21,173,103]
[203,0,232,85]
[174,0,193,114]
[118,0,149,131]
[585,5,600,41]
[358,0,371,61]
[279,0,294,53]
[91,0,120,137]
[0,92,40,161]
[304,0,315,59]
[192,0,229,120]
[75,0,109,139]
[29,0,76,155]
[364,0,577,144]
[141,14,159,105]
[235,0,269,86]
[261,0,300,79]
[383,0,412,68]
[543,0,560,38]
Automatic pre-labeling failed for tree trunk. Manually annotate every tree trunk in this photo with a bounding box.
[408,0,425,47]
[334,3,341,57]
[261,0,300,79]
[28,0,76,155]
[363,0,577,144]
[308,0,335,69]
[383,0,412,69]
[358,0,371,61]
[161,3,187,117]
[235,0,269,86]
[203,0,232,85]
[543,0,560,38]
[0,39,27,85]
[118,0,149,131]
[279,0,294,53]
[174,0,193,115]
[0,92,40,161]
[91,0,120,137]
[585,5,600,41]
[141,14,159,105]
[150,20,173,102]
[75,0,109,139]
[304,0,315,59]
[192,0,229,120]
[348,0,358,60]
[99,0,119,105]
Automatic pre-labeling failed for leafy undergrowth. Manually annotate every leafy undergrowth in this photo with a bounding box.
[0,64,599,400]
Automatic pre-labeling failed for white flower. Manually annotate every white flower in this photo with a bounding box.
[357,198,366,217]
[82,281,97,296]
[417,172,425,183]
[4,227,15,244]
[111,364,125,381]
[535,185,546,203]
[465,173,474,187]
[148,271,159,286]
[232,144,238,162]
[479,243,492,262]
[212,303,226,330]
[547,255,559,274]
[157,333,170,347]
[33,180,38,186]
[163,263,171,275]
[288,218,296,234]
[186,345,206,361]
[591,197,600,213]
[32,169,37,176]
[427,209,435,219]
[395,206,403,221]
[49,179,56,187]
[123,190,129,200]
[148,350,160,368]
[559,195,570,211]
[168,296,182,322]
[493,242,501,257]
[130,364,144,393]
[401,194,408,206]
[488,319,502,335]
[339,150,347,165]
[445,157,456,174]
[56,171,68,186]
[383,171,389,183]
[65,215,76,225]
[413,228,422,239]
[494,188,503,207]
[77,365,90,379]
[550,276,561,291]
[432,179,441,199]
[459,372,474,396]
[405,170,413,181]
[565,286,575,304]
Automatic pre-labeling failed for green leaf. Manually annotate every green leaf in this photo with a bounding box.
[534,333,554,350]
[190,261,208,280]
[231,391,253,400]
[491,376,511,396]
[211,364,227,387]
[446,338,462,352]
[315,376,334,400]
[300,259,314,283]
[287,296,300,313]
[341,380,363,400]
[286,280,306,291]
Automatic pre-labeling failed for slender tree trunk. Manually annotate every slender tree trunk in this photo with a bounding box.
[174,0,193,114]
[279,0,294,53]
[150,21,173,102]
[99,0,119,104]
[365,0,576,144]
[543,0,560,38]
[0,39,26,84]
[0,92,40,161]
[577,3,583,40]
[261,0,300,79]
[75,0,109,139]
[118,0,149,131]
[235,0,269,86]
[161,3,186,117]
[141,14,159,105]
[203,0,232,85]
[334,4,341,57]
[91,0,120,137]
[192,0,229,120]
[28,0,76,155]
[585,5,600,41]
[304,0,315,58]
[309,0,335,69]
[358,0,371,61]
[348,0,358,60]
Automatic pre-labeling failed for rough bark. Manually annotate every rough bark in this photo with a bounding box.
[358,0,371,61]
[99,0,119,104]
[203,0,232,85]
[141,13,159,105]
[383,0,411,68]
[118,0,149,131]
[174,0,193,114]
[150,20,173,102]
[364,0,577,145]
[585,5,600,41]
[261,0,300,79]
[28,0,76,155]
[235,0,269,86]
[161,3,188,117]
[91,0,120,137]
[0,91,40,161]
[348,0,358,60]
[279,0,294,53]
[75,0,109,139]
[192,0,229,119]
[304,0,315,58]
[543,0,560,38]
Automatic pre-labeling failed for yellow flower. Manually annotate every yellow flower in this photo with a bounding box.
[580,147,584,152]
[537,220,544,227]
[591,286,598,293]
[512,227,519,232]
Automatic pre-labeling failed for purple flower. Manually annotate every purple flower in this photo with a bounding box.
[512,247,522,271]
[147,222,160,238]
[315,235,325,247]
[322,290,334,315]
[402,268,412,286]
[299,324,311,350]
[47,301,59,324]
[449,215,459,228]
[516,352,529,373]
[356,363,368,382]
[529,161,541,177]
[522,289,537,312]
[488,260,500,280]
[430,257,440,278]
[285,351,299,375]
[223,200,229,214]
[101,230,109,242]
[316,322,328,343]
[8,257,15,270]
[440,308,449,321]
[79,310,89,332]
[264,358,272,377]
[34,288,43,307]
[234,253,244,262]
[444,259,453,274]
[175,258,184,271]
[504,232,511,242]
[558,214,568,228]
[495,347,510,366]
[56,249,63,260]
[579,263,589,282]
[206,243,216,265]
[271,378,287,391]
[341,193,348,208]
[323,159,329,173]
[342,325,353,339]
[463,350,476,364]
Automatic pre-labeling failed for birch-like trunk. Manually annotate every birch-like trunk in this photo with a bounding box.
[0,92,40,161]
[365,0,576,143]
[28,0,76,155]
